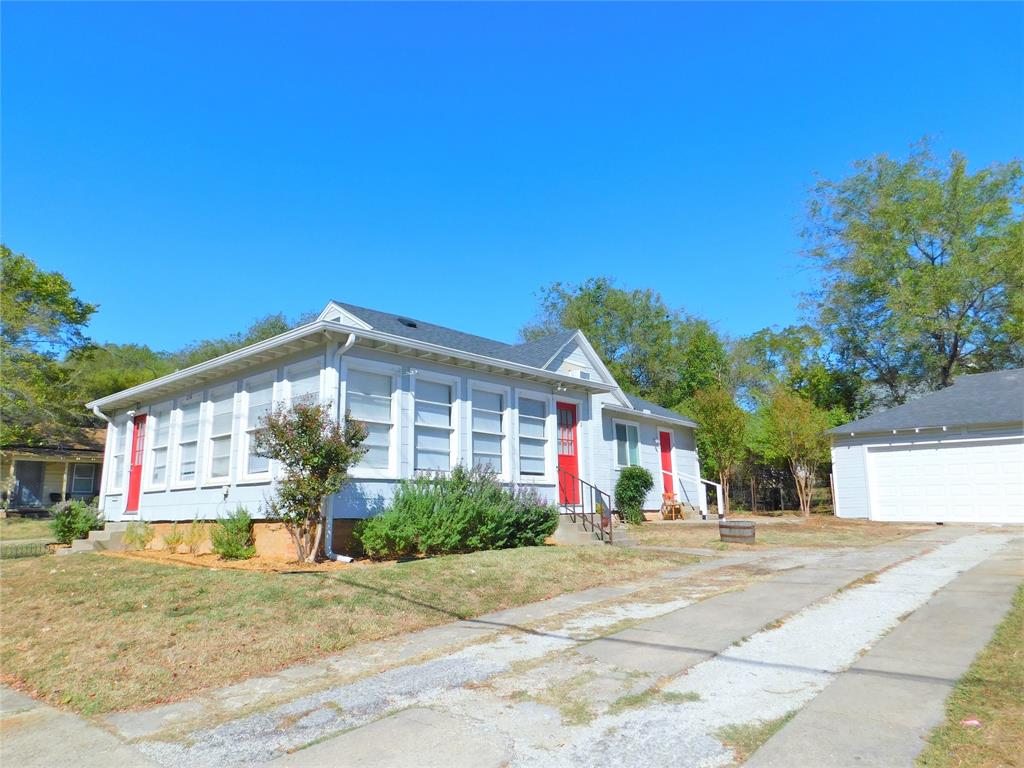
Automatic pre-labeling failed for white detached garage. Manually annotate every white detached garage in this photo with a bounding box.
[831,369,1024,524]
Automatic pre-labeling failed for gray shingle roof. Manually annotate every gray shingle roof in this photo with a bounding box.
[830,368,1024,434]
[335,301,577,369]
[623,393,698,427]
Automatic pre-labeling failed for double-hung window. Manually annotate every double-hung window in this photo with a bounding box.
[414,378,454,472]
[109,418,126,490]
[244,375,275,476]
[517,396,548,477]
[69,464,96,496]
[207,385,235,482]
[148,404,172,486]
[176,398,202,485]
[346,368,393,471]
[615,422,640,467]
[287,360,321,407]
[471,389,505,474]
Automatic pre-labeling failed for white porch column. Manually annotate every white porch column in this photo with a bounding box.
[61,461,70,502]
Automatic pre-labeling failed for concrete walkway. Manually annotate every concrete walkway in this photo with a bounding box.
[746,536,1023,768]
[3,527,1019,768]
[0,687,157,768]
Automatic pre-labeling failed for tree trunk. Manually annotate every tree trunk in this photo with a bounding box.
[719,470,730,516]
[309,516,325,563]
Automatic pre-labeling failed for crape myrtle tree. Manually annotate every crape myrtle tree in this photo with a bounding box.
[684,385,747,515]
[748,388,835,517]
[253,401,368,562]
[804,141,1023,406]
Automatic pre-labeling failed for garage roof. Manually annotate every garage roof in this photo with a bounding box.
[830,368,1024,435]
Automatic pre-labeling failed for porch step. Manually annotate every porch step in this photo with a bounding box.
[552,515,607,547]
[57,523,129,556]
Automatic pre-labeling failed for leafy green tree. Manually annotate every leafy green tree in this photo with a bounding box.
[684,385,748,515]
[748,388,835,517]
[658,319,730,408]
[733,325,858,417]
[804,142,1024,405]
[66,343,176,403]
[1,246,96,445]
[253,401,367,562]
[173,313,298,369]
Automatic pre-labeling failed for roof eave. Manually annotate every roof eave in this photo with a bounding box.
[87,320,616,411]
[829,419,1023,438]
[602,402,699,429]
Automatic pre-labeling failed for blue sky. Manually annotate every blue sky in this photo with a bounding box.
[3,2,1022,351]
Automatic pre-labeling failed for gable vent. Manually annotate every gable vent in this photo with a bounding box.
[396,317,419,328]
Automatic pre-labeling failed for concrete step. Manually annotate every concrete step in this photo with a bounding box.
[553,515,606,547]
[58,523,130,555]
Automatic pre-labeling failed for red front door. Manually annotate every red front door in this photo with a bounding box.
[126,414,147,513]
[556,402,580,505]
[659,430,674,495]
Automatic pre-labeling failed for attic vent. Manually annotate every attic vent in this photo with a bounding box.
[396,317,419,328]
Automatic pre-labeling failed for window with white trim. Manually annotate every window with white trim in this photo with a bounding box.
[471,389,505,473]
[69,463,97,495]
[176,399,202,484]
[148,404,172,485]
[110,418,126,490]
[615,422,640,467]
[346,368,393,470]
[287,360,321,407]
[207,385,235,481]
[517,397,548,477]
[244,375,275,476]
[414,379,454,471]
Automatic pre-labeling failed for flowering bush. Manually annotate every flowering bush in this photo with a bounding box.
[253,401,367,562]
[356,465,559,559]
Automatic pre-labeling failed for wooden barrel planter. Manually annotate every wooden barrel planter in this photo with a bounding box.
[719,520,756,545]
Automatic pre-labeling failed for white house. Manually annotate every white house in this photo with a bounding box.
[86,301,710,553]
[830,368,1024,524]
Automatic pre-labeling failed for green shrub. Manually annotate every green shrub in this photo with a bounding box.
[184,520,207,555]
[356,465,558,559]
[49,500,103,545]
[123,522,155,551]
[211,507,256,560]
[162,523,185,551]
[615,466,654,524]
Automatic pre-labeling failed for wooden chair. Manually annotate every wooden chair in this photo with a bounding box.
[661,492,683,520]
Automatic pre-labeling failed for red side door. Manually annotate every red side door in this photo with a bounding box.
[659,430,674,495]
[556,402,580,505]
[125,414,147,513]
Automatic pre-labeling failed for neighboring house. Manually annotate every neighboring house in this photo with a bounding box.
[85,301,709,552]
[830,369,1024,524]
[1,429,105,513]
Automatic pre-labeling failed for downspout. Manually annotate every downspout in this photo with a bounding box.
[91,405,113,425]
[323,332,357,562]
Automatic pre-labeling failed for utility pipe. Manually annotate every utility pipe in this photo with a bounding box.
[323,333,357,563]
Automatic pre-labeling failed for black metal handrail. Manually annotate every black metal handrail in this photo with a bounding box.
[557,467,614,544]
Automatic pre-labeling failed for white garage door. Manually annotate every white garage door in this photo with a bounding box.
[868,438,1024,523]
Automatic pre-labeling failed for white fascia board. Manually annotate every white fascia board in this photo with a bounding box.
[831,420,1023,440]
[601,402,699,429]
[87,320,616,411]
[316,301,373,328]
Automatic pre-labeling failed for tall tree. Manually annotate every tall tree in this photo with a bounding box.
[685,385,747,515]
[804,142,1023,406]
[732,324,859,417]
[1,247,97,445]
[65,343,176,403]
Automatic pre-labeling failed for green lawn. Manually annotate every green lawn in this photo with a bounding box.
[0,545,695,715]
[918,585,1023,768]
[0,516,53,541]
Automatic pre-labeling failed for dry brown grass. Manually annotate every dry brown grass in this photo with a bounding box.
[918,585,1024,768]
[0,516,53,541]
[628,515,929,550]
[0,545,694,715]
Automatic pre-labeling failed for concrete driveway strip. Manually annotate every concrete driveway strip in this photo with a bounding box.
[0,687,159,768]
[745,539,1024,768]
